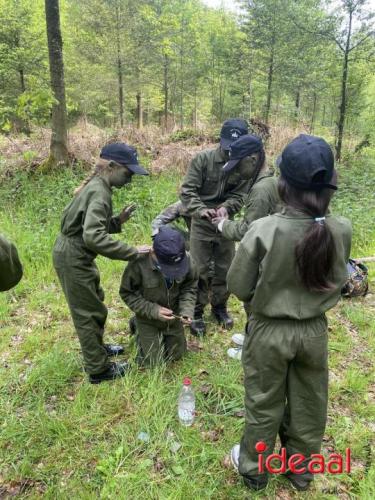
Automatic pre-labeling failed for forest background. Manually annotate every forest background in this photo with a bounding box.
[0,0,375,498]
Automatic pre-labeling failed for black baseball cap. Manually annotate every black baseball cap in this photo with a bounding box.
[100,143,149,175]
[220,118,249,150]
[153,226,189,279]
[223,134,264,172]
[277,134,337,191]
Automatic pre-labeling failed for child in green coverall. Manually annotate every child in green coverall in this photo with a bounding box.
[120,226,198,367]
[227,135,351,492]
[53,143,150,384]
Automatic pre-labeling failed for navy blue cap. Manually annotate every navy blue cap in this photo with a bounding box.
[153,227,188,279]
[100,143,148,175]
[223,134,264,172]
[220,118,249,150]
[278,134,337,191]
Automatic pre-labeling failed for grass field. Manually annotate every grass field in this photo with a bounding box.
[0,149,374,499]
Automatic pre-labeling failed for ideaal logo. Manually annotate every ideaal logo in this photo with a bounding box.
[256,441,351,475]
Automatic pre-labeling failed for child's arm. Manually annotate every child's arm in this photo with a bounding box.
[83,200,138,260]
[227,224,264,303]
[119,263,160,320]
[177,261,199,319]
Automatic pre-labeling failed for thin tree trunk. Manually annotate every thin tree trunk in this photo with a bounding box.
[336,9,352,161]
[265,37,275,124]
[115,4,124,128]
[193,85,197,130]
[310,92,317,133]
[19,69,25,93]
[322,104,326,126]
[163,53,169,131]
[295,89,300,119]
[136,92,143,129]
[45,0,68,165]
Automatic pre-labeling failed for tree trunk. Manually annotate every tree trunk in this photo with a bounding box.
[310,92,317,133]
[136,92,143,129]
[265,37,275,124]
[45,0,69,166]
[193,85,197,130]
[321,104,326,126]
[115,4,124,128]
[295,89,300,119]
[336,9,352,161]
[19,69,25,93]
[163,53,169,131]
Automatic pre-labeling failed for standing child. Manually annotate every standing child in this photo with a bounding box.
[119,227,198,367]
[53,143,150,384]
[227,135,352,491]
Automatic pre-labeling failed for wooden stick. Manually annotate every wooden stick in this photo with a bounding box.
[354,257,375,263]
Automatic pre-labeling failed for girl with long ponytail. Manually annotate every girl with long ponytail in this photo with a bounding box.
[226,135,352,492]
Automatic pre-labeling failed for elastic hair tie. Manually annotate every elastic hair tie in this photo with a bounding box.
[314,216,326,224]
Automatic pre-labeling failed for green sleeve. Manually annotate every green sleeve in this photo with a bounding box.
[119,263,160,320]
[83,200,138,260]
[151,202,182,235]
[220,179,249,215]
[179,153,207,216]
[0,234,23,292]
[227,225,265,302]
[177,259,199,318]
[222,192,272,241]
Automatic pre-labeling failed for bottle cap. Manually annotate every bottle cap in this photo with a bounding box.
[183,377,191,385]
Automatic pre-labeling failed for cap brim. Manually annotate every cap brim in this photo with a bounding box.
[220,137,233,150]
[158,254,189,280]
[223,158,241,172]
[126,163,149,175]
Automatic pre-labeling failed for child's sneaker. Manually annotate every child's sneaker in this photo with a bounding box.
[230,444,240,471]
[227,347,242,360]
[231,333,245,346]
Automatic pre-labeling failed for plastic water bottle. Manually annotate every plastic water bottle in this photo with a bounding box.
[178,377,195,426]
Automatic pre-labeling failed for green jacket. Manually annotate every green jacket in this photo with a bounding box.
[0,234,23,292]
[180,147,248,217]
[227,208,352,319]
[222,173,281,242]
[59,176,137,261]
[119,253,198,327]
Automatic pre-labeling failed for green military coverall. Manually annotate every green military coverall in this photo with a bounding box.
[53,176,138,375]
[221,173,280,242]
[0,234,23,292]
[180,147,248,313]
[119,254,198,366]
[227,208,352,483]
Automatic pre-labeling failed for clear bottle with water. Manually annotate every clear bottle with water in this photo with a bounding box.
[178,377,195,426]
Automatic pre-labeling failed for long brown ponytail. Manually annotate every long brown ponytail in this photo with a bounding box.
[278,174,337,292]
[74,159,114,196]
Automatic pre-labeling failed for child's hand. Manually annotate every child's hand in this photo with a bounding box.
[158,306,174,321]
[137,245,152,254]
[118,203,137,224]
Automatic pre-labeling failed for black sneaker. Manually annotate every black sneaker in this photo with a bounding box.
[212,307,234,330]
[89,361,129,384]
[104,344,124,356]
[285,473,312,491]
[190,317,206,336]
[243,474,268,491]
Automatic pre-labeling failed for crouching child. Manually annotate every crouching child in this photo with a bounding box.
[119,227,198,366]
